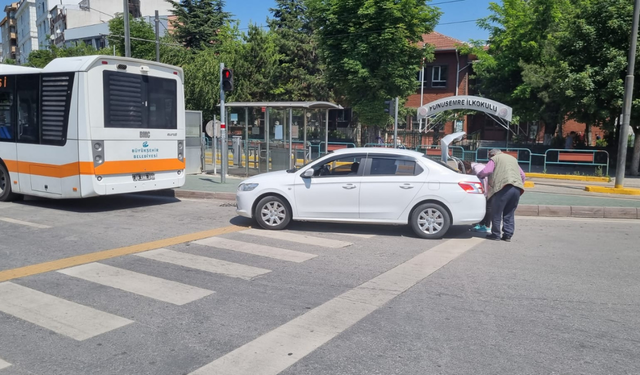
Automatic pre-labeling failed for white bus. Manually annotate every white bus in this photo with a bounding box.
[0,56,186,201]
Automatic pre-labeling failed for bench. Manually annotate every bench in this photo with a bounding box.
[544,149,609,175]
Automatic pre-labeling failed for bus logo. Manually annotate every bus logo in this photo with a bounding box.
[142,141,149,148]
[140,131,151,138]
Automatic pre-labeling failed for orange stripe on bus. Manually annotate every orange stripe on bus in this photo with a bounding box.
[94,159,186,175]
[3,159,185,178]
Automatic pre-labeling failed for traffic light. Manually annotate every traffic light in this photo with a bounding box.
[222,68,233,92]
[383,99,393,114]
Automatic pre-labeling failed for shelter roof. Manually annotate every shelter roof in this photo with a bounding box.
[224,101,343,110]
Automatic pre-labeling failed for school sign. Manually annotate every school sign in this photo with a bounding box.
[417,95,513,122]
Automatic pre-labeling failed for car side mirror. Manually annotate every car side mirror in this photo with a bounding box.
[301,169,314,178]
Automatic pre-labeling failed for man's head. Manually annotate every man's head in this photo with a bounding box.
[488,149,502,158]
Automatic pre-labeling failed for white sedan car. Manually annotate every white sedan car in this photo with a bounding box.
[236,148,485,239]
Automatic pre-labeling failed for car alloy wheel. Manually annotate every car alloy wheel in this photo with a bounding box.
[410,202,451,239]
[418,208,444,234]
[254,195,291,230]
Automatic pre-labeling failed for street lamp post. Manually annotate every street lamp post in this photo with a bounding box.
[615,0,640,188]
[123,0,131,57]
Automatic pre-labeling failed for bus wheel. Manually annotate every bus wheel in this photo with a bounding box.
[0,163,18,202]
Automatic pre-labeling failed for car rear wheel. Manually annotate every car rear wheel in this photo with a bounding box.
[254,195,291,230]
[0,163,18,202]
[410,202,451,239]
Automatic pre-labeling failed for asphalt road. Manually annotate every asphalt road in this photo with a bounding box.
[0,195,639,375]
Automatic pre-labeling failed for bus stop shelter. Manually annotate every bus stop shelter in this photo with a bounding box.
[223,101,343,174]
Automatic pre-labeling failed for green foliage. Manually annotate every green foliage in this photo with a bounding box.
[595,137,608,147]
[166,0,233,50]
[306,0,440,127]
[26,43,111,68]
[268,0,328,101]
[469,0,573,136]
[108,14,156,60]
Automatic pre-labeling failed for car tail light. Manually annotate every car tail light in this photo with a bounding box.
[459,181,484,194]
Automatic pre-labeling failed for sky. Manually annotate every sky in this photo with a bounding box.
[226,0,493,43]
[0,0,492,43]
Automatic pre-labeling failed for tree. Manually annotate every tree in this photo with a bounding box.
[166,0,233,50]
[307,0,440,126]
[468,0,573,143]
[26,43,111,68]
[267,0,328,101]
[108,13,156,60]
[234,24,282,102]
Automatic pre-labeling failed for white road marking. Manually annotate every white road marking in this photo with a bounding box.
[135,249,271,280]
[194,237,317,263]
[0,217,51,229]
[0,282,132,341]
[315,232,376,239]
[58,263,213,305]
[242,229,352,248]
[0,358,11,370]
[188,237,484,375]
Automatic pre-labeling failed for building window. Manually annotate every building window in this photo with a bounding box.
[431,65,448,88]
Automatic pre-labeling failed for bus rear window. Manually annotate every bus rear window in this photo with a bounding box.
[103,71,177,129]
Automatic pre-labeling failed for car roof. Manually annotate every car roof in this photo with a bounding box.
[331,147,426,158]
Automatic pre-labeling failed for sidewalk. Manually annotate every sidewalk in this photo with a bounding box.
[167,174,640,219]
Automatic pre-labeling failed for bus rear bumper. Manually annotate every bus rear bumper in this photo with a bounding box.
[83,170,186,197]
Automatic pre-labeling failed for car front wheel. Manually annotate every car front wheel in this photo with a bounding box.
[410,202,451,239]
[254,195,291,230]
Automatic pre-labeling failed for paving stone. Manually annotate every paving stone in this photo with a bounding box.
[538,205,571,217]
[604,207,638,219]
[571,206,604,218]
[516,205,539,216]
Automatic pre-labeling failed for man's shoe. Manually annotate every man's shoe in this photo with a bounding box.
[471,224,483,232]
[501,236,511,242]
[486,234,501,240]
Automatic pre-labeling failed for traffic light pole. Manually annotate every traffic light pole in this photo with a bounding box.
[219,63,227,183]
[394,97,399,148]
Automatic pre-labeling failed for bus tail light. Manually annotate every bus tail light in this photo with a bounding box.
[177,141,184,162]
[92,140,104,168]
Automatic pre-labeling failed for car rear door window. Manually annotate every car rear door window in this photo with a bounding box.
[369,157,422,176]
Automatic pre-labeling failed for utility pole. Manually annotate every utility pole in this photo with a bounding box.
[154,10,160,62]
[394,97,399,148]
[615,0,640,188]
[123,0,131,57]
[219,63,227,183]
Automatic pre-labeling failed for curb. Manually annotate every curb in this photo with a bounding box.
[584,185,640,196]
[526,173,610,183]
[516,204,639,219]
[148,190,640,220]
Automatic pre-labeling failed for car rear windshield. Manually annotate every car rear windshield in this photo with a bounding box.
[103,71,177,129]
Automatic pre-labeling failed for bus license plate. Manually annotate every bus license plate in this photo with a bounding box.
[133,173,155,181]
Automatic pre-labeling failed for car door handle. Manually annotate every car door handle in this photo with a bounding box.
[399,184,414,189]
[342,184,357,190]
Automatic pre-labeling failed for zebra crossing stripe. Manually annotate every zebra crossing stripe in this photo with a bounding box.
[0,282,133,341]
[0,217,51,229]
[188,237,484,375]
[0,358,11,370]
[135,249,271,280]
[193,237,317,263]
[242,229,352,249]
[58,263,213,305]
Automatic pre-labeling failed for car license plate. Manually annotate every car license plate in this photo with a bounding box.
[132,173,155,181]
